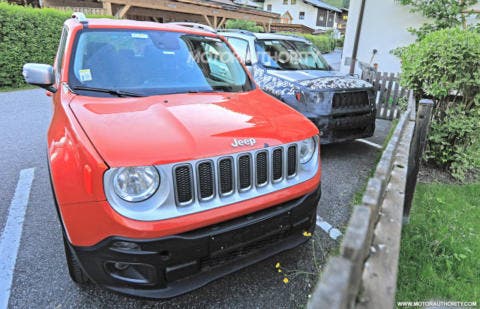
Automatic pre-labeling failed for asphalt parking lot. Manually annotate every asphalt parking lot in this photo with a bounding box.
[0,87,391,308]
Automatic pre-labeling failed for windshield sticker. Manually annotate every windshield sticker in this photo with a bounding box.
[79,69,92,82]
[131,33,149,39]
[264,41,273,46]
[162,51,175,55]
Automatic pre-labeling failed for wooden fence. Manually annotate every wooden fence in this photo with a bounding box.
[362,71,408,121]
[308,94,435,309]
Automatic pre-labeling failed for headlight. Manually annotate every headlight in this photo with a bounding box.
[299,137,316,164]
[112,166,160,202]
[308,92,325,104]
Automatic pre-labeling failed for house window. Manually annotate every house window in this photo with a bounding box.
[283,0,288,4]
[291,0,296,4]
[343,15,348,20]
[267,4,272,11]
[299,12,305,20]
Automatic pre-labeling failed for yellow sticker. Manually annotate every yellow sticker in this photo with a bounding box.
[79,69,92,82]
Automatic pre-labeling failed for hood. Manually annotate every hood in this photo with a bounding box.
[69,89,318,167]
[267,69,373,91]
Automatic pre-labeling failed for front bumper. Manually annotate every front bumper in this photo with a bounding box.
[68,185,321,299]
[312,111,376,144]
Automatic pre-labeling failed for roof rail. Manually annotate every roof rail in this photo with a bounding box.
[72,12,88,25]
[168,22,216,33]
[219,29,256,36]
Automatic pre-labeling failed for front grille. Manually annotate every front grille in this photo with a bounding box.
[218,158,234,195]
[287,145,297,176]
[238,155,252,190]
[173,144,299,206]
[174,165,193,204]
[256,151,268,186]
[272,148,283,181]
[197,161,214,199]
[332,91,369,110]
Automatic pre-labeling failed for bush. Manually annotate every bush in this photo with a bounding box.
[399,28,480,179]
[0,3,106,89]
[336,36,344,48]
[283,33,336,53]
[225,19,263,32]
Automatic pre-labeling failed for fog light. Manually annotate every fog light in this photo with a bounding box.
[114,262,129,270]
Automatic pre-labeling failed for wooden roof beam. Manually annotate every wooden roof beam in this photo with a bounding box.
[115,4,131,18]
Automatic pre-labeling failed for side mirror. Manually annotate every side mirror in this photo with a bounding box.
[22,63,57,93]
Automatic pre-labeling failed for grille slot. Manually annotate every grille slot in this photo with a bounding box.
[197,161,214,200]
[256,151,268,186]
[287,145,297,177]
[174,165,193,204]
[218,158,234,195]
[332,91,369,109]
[238,155,252,191]
[272,148,283,181]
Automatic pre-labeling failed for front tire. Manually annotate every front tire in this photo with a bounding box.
[63,236,90,285]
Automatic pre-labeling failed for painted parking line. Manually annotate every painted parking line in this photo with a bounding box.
[316,215,342,240]
[356,138,383,150]
[0,168,35,309]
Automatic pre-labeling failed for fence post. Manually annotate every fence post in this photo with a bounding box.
[403,99,434,223]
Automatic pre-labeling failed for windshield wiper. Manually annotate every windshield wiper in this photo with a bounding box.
[72,86,144,97]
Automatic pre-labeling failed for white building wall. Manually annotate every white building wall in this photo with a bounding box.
[263,0,319,29]
[340,0,428,74]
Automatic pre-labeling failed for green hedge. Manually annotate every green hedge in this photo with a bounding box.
[399,28,480,180]
[283,33,336,53]
[225,19,264,33]
[0,3,67,88]
[0,3,106,88]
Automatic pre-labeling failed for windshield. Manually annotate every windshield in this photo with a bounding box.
[68,30,253,96]
[255,39,330,71]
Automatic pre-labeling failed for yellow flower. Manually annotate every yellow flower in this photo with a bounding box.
[278,269,282,273]
[275,262,281,269]
[283,277,289,284]
[303,231,312,237]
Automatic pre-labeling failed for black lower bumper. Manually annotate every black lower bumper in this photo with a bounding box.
[69,186,321,299]
[312,111,376,144]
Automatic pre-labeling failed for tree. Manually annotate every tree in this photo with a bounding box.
[399,0,479,38]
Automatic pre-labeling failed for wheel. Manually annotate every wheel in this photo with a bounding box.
[63,235,90,285]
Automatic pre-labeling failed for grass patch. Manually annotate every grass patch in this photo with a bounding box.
[396,183,480,303]
[351,119,399,206]
[0,85,36,92]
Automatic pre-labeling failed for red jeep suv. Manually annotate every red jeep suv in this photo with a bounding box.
[22,13,321,298]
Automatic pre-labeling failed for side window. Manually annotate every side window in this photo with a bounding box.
[201,42,233,82]
[226,37,251,64]
[55,27,68,82]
